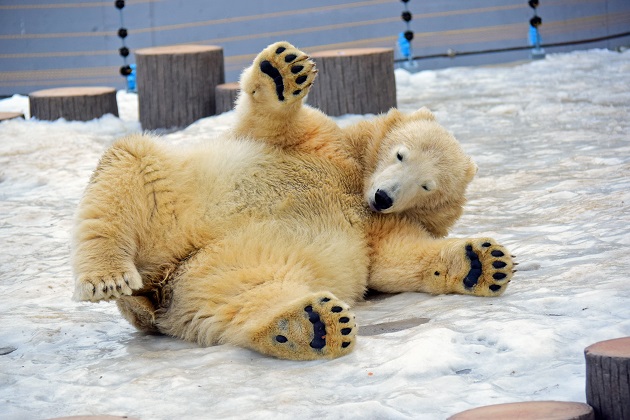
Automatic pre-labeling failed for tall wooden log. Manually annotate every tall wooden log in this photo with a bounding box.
[29,87,118,121]
[448,401,594,420]
[307,48,396,116]
[215,82,240,114]
[135,44,224,131]
[585,336,630,420]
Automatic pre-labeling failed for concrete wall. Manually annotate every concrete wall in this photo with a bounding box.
[1,0,628,96]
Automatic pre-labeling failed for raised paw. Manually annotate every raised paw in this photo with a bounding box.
[73,268,142,302]
[255,41,317,103]
[452,239,515,296]
[254,293,356,360]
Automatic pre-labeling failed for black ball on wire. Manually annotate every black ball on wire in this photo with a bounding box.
[530,16,542,27]
[404,30,414,41]
[402,11,412,22]
[119,46,130,57]
[528,0,539,9]
[115,0,125,9]
[118,28,128,38]
[120,65,132,76]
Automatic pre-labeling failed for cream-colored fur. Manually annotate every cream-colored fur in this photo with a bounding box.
[72,42,515,361]
[232,43,476,238]
[73,134,367,359]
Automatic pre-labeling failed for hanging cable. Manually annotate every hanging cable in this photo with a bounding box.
[398,0,414,65]
[528,0,545,59]
[115,0,136,91]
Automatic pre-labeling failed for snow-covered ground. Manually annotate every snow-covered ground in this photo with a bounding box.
[1,49,629,419]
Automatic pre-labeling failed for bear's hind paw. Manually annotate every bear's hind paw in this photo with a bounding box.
[254,293,356,360]
[73,268,142,302]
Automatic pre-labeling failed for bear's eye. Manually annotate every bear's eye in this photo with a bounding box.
[396,152,404,162]
[422,184,431,191]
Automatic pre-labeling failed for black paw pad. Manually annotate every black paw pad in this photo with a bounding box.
[259,60,285,101]
[463,245,482,289]
[305,305,326,350]
[291,65,304,74]
[295,75,307,84]
[489,285,502,292]
[276,335,288,343]
[342,342,351,348]
[275,46,286,54]
[284,54,297,63]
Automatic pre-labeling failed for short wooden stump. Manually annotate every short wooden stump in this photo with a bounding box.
[29,87,118,121]
[135,44,224,131]
[307,48,396,116]
[585,336,630,420]
[215,82,240,114]
[448,401,594,420]
[0,112,25,122]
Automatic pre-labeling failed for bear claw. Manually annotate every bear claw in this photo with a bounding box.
[73,268,143,302]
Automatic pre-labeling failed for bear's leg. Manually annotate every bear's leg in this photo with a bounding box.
[154,245,358,360]
[72,135,180,302]
[224,284,357,360]
[232,42,340,150]
[117,295,160,333]
[368,222,514,297]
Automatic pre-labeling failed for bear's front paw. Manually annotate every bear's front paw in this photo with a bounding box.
[449,239,515,296]
[256,42,316,103]
[73,268,142,302]
[253,292,356,360]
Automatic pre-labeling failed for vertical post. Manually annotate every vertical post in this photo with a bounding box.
[585,337,630,420]
[399,0,416,69]
[528,0,546,59]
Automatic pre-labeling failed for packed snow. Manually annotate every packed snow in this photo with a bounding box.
[1,48,629,419]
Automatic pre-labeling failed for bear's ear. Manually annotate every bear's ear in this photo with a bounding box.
[410,107,436,121]
[465,158,478,182]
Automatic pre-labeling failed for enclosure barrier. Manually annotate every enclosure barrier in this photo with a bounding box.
[449,336,630,420]
[28,87,118,122]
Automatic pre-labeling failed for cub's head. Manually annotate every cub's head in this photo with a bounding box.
[365,108,477,214]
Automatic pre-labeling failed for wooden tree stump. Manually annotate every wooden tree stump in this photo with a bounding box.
[135,44,224,131]
[29,87,118,121]
[448,401,594,420]
[585,336,630,420]
[0,112,25,122]
[215,82,240,114]
[306,48,396,116]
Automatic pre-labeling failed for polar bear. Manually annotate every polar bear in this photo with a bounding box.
[71,44,515,361]
[232,42,478,238]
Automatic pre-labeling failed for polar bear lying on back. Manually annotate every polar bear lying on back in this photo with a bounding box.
[71,42,514,361]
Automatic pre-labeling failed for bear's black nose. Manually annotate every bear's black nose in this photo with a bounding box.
[373,189,393,211]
